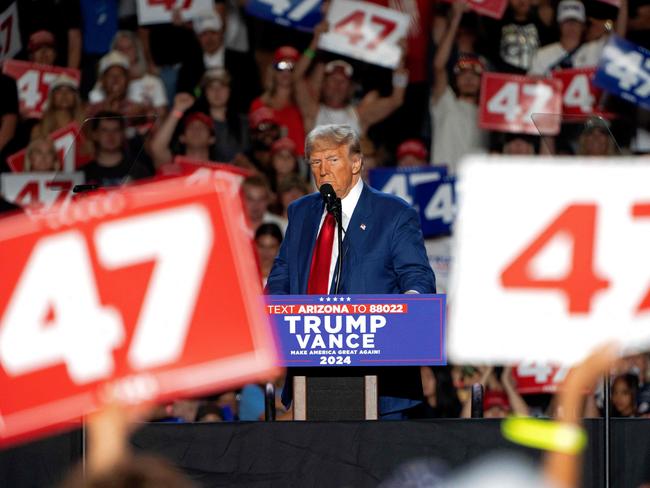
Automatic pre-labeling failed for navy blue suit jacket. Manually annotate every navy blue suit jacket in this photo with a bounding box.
[266,183,436,415]
[266,183,435,295]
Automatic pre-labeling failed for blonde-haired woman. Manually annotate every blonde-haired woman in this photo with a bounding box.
[31,74,85,140]
[24,137,61,172]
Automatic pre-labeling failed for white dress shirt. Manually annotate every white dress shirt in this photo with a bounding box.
[315,178,363,292]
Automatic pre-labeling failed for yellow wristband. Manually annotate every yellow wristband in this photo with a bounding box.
[501,417,587,455]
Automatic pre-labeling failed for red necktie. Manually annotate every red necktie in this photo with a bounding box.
[307,212,336,294]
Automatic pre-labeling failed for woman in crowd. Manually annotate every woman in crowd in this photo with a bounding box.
[611,373,639,417]
[193,68,248,162]
[274,174,310,220]
[249,46,305,155]
[268,136,302,192]
[105,30,168,118]
[31,74,85,140]
[23,137,60,172]
[408,366,462,418]
[255,222,283,287]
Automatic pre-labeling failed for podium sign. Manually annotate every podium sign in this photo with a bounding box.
[267,294,446,366]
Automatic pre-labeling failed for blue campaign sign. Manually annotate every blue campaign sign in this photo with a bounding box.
[266,294,446,367]
[245,0,322,31]
[368,167,453,238]
[594,35,650,109]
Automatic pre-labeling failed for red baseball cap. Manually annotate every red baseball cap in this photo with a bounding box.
[397,139,428,161]
[28,30,56,52]
[184,112,213,132]
[483,390,511,412]
[273,46,300,64]
[271,137,296,155]
[249,106,278,129]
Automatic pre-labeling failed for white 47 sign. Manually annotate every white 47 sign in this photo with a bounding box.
[319,0,409,69]
[0,205,212,383]
[450,158,650,365]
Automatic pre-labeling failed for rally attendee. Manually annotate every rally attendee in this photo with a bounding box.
[460,366,529,418]
[83,111,150,186]
[31,74,85,140]
[193,68,248,162]
[236,106,283,173]
[241,174,287,233]
[396,139,429,167]
[268,136,303,192]
[501,132,539,155]
[176,11,260,113]
[96,30,168,118]
[23,138,61,172]
[611,373,640,417]
[86,51,155,120]
[431,0,488,173]
[250,46,305,154]
[27,30,58,66]
[577,117,618,156]
[255,222,283,287]
[407,366,462,418]
[266,124,436,418]
[528,0,627,75]
[18,0,82,68]
[479,0,554,74]
[149,93,216,168]
[275,174,311,220]
[294,23,408,136]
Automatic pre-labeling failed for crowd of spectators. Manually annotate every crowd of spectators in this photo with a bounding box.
[0,0,649,421]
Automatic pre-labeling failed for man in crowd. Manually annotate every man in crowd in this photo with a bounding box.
[266,124,435,418]
[528,0,627,75]
[241,174,287,234]
[396,139,429,167]
[431,1,488,173]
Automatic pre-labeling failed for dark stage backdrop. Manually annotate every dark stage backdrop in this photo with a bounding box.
[1,419,650,487]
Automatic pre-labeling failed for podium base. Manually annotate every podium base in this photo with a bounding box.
[293,375,378,420]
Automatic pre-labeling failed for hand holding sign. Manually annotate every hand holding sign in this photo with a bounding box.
[245,0,323,31]
[136,0,214,26]
[318,0,409,69]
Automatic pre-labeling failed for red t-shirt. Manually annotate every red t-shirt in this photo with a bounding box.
[250,98,305,155]
[365,0,434,83]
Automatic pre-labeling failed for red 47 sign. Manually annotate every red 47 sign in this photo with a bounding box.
[3,61,81,119]
[7,123,89,173]
[479,73,562,135]
[0,174,278,446]
[552,67,605,116]
[0,172,84,212]
[513,362,569,394]
[450,157,650,366]
[440,0,507,20]
[319,0,410,69]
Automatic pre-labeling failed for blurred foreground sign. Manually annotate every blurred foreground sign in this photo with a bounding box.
[0,173,278,446]
[450,157,650,365]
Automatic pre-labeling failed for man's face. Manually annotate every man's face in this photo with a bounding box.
[31,46,56,65]
[94,119,124,153]
[397,154,427,167]
[309,142,362,198]
[582,128,610,156]
[510,0,531,17]
[503,138,535,155]
[180,120,213,149]
[102,66,129,98]
[321,73,351,107]
[199,30,223,55]
[560,19,585,41]
[455,69,481,98]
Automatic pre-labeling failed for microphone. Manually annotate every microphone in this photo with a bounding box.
[319,183,339,215]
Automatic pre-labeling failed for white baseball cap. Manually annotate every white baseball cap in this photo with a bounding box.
[193,13,223,34]
[98,50,130,75]
[557,0,586,23]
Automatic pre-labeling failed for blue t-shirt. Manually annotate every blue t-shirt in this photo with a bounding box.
[80,0,118,54]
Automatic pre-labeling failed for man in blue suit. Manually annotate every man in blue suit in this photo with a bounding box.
[266,124,436,418]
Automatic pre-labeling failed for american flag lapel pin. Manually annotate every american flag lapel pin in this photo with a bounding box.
[360,223,366,231]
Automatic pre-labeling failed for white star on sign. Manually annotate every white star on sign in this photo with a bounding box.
[347,297,351,302]
[326,297,331,302]
[319,297,324,302]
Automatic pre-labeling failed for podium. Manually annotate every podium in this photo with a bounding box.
[266,294,447,421]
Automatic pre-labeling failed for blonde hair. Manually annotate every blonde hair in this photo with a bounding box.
[24,137,60,172]
[111,30,147,78]
[32,86,84,139]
